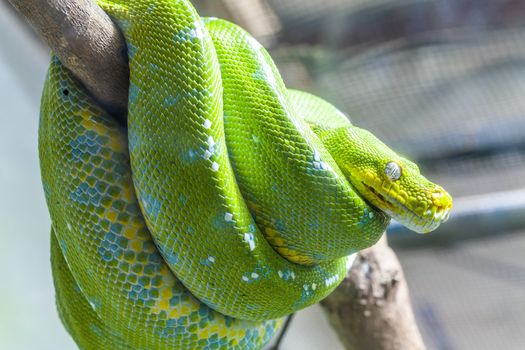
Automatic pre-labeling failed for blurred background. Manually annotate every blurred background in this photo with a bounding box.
[2,0,525,349]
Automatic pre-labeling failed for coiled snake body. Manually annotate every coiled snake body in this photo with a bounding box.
[39,0,452,348]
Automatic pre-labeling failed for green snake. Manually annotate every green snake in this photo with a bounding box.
[38,0,452,348]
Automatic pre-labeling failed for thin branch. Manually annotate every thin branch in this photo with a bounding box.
[8,0,129,118]
[320,235,426,350]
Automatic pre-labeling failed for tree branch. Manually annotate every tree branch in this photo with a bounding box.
[320,235,425,350]
[8,0,128,118]
[9,1,425,349]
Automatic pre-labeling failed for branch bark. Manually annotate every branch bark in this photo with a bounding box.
[8,0,128,118]
[320,235,425,350]
[8,1,425,349]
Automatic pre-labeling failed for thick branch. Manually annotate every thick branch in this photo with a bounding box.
[321,235,425,350]
[8,0,129,118]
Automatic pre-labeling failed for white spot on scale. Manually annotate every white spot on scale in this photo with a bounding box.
[313,162,321,170]
[203,150,212,160]
[242,276,249,282]
[67,222,72,231]
[313,150,321,162]
[325,275,339,287]
[312,283,317,290]
[278,270,283,278]
[211,162,220,172]
[224,212,233,222]
[243,233,255,251]
[207,256,215,263]
[369,212,374,218]
[303,284,309,290]
[189,21,204,40]
[251,272,259,279]
[203,119,212,129]
[291,271,296,280]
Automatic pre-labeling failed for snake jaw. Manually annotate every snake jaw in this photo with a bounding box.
[358,175,452,234]
[392,188,452,233]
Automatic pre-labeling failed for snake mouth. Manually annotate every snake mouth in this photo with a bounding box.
[361,182,451,233]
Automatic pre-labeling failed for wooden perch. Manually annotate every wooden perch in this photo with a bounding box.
[7,1,426,349]
[321,236,425,350]
[8,0,129,118]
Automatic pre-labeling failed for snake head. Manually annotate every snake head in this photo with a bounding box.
[355,158,452,233]
[331,127,453,233]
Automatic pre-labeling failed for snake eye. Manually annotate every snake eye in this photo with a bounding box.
[385,161,402,181]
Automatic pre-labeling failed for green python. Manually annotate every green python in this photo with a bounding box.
[38,0,453,348]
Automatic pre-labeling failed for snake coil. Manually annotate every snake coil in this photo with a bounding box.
[39,0,451,349]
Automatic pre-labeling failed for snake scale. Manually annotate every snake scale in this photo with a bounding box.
[38,0,453,348]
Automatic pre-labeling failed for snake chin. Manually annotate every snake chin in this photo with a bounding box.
[360,182,452,234]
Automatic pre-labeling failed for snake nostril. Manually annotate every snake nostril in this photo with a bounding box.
[431,187,452,210]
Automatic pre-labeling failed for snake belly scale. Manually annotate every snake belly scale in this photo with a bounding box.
[38,0,452,349]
